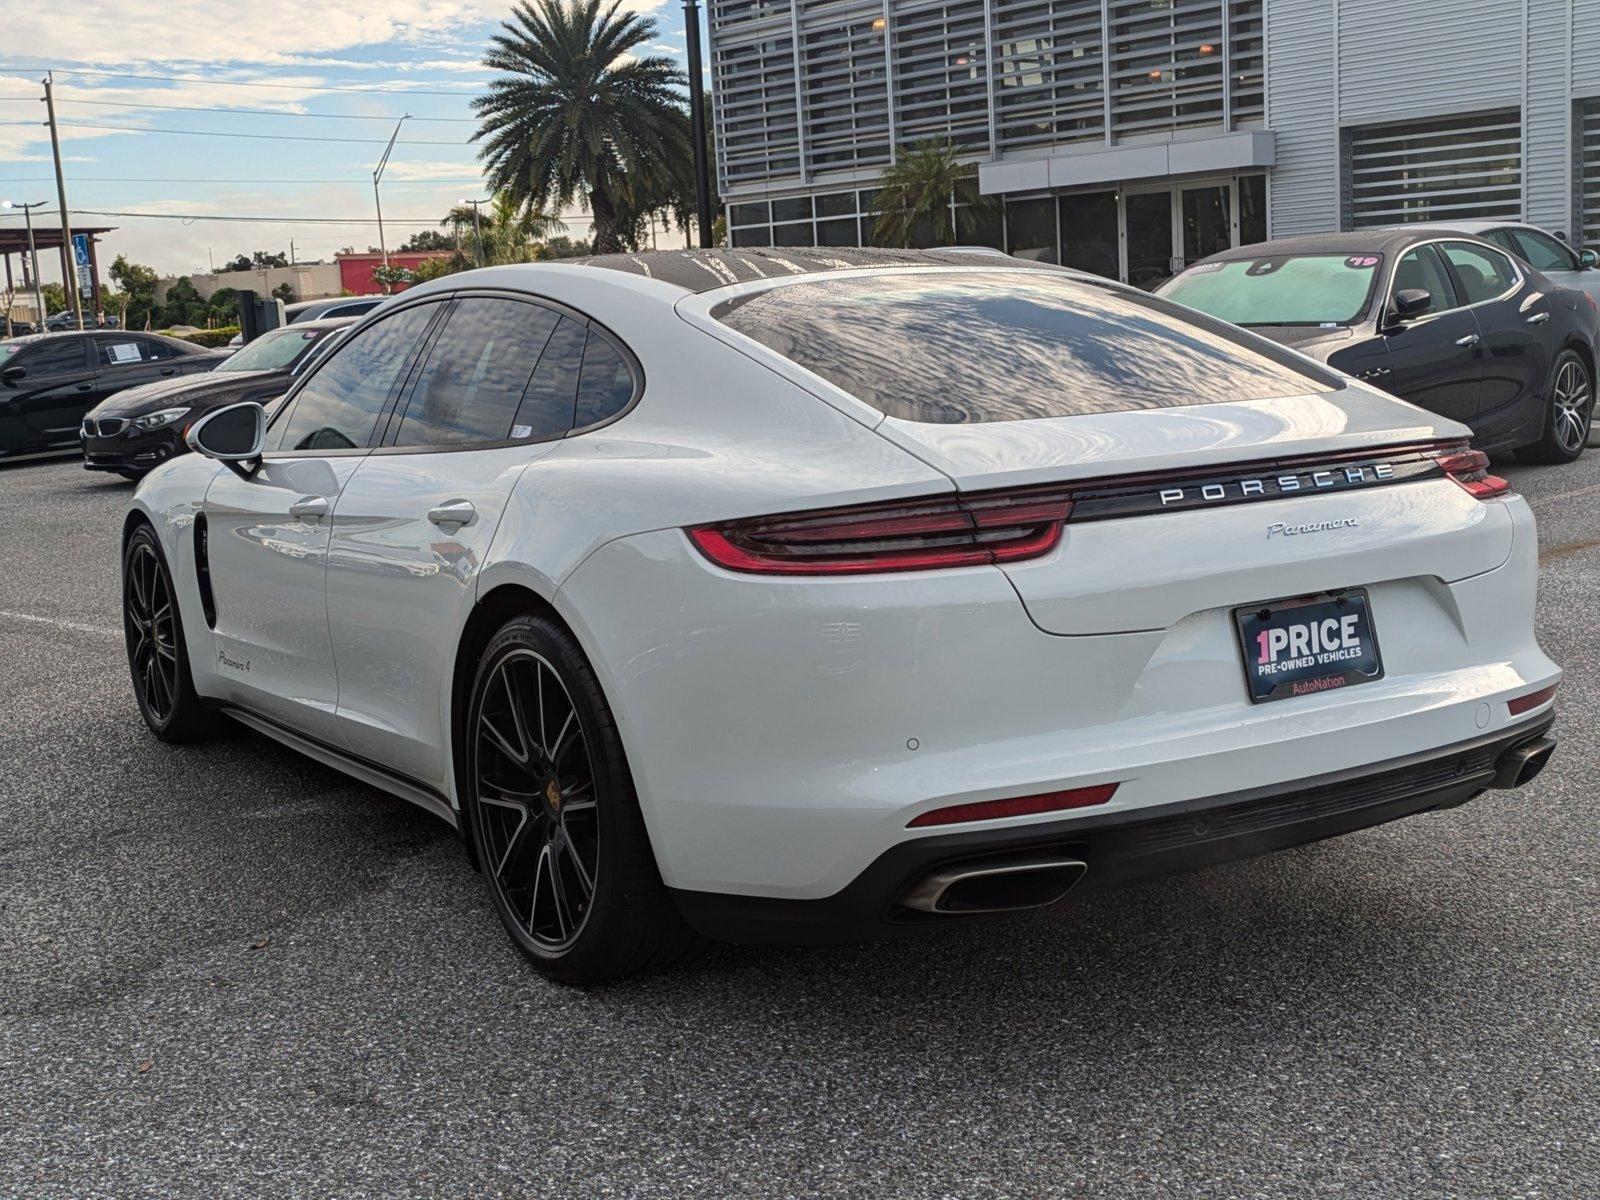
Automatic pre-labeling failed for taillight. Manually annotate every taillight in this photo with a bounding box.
[1427,445,1510,500]
[907,783,1118,828]
[688,488,1073,575]
[1507,682,1559,715]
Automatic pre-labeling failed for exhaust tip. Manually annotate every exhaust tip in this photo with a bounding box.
[901,855,1088,915]
[1492,737,1556,789]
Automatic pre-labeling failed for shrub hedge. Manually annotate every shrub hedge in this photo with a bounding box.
[163,326,240,348]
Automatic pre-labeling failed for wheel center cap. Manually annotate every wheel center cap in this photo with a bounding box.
[545,779,562,814]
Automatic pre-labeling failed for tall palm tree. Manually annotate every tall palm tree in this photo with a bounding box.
[473,0,691,255]
[871,139,1000,248]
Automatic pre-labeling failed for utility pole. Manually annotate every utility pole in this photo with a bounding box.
[42,73,85,330]
[1,200,48,331]
[461,198,487,267]
[683,0,714,247]
[373,114,411,275]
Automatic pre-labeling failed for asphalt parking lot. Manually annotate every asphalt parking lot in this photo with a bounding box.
[1,454,1596,1199]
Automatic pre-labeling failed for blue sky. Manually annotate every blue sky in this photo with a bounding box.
[0,0,703,283]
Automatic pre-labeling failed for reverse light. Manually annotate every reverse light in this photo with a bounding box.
[133,406,191,431]
[908,783,1119,828]
[1428,445,1510,500]
[1507,682,1559,715]
[689,488,1072,575]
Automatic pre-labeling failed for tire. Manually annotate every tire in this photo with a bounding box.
[1518,349,1593,464]
[123,524,224,742]
[464,613,706,984]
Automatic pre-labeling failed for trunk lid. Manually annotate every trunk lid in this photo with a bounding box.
[872,389,1515,637]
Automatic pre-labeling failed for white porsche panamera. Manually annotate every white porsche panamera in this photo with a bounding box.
[121,248,1561,982]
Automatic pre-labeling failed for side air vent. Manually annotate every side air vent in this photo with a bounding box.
[195,513,217,628]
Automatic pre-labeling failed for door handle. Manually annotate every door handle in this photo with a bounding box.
[427,499,477,528]
[289,495,329,522]
[1525,311,1551,325]
[75,382,93,392]
[159,366,177,375]
[1455,333,1481,347]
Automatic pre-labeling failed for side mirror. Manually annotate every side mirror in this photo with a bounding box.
[187,401,266,477]
[1393,288,1432,319]
[1,363,25,384]
[1582,249,1598,269]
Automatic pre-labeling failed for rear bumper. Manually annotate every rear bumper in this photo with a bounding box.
[670,715,1555,945]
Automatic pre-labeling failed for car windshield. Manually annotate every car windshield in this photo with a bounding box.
[1160,254,1383,326]
[712,269,1339,424]
[217,327,326,374]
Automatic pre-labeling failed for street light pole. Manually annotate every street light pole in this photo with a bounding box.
[372,114,412,277]
[682,0,714,247]
[1,200,47,331]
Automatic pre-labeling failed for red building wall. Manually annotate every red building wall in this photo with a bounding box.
[335,250,453,296]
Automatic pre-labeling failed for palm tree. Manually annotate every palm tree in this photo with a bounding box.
[443,193,566,267]
[473,0,691,255]
[871,139,1000,248]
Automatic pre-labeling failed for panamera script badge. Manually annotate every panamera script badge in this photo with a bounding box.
[1267,517,1360,538]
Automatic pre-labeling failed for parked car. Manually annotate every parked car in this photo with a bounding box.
[1158,230,1599,462]
[226,295,386,347]
[0,331,224,464]
[82,317,356,479]
[122,249,1559,982]
[1379,220,1600,302]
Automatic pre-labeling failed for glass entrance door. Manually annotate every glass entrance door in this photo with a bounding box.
[1124,191,1175,291]
[1181,185,1232,268]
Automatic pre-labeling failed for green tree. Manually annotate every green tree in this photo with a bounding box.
[109,255,160,330]
[40,282,66,316]
[160,277,208,328]
[401,228,454,252]
[443,193,564,267]
[473,0,691,255]
[208,286,239,324]
[270,282,295,304]
[220,254,252,273]
[871,139,999,248]
[254,250,290,269]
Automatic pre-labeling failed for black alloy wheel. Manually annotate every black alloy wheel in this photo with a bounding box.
[1520,350,1594,463]
[465,614,704,983]
[122,524,220,741]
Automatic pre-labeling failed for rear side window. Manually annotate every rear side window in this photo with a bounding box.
[393,298,561,447]
[1507,228,1579,273]
[511,317,587,440]
[1440,243,1518,304]
[714,270,1340,424]
[574,332,635,428]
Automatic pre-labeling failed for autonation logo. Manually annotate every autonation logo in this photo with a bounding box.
[1267,517,1361,539]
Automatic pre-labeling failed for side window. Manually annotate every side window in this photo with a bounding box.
[97,339,166,366]
[1440,242,1517,304]
[510,317,587,441]
[574,331,637,428]
[274,303,439,452]
[1508,228,1579,273]
[1480,228,1520,254]
[392,298,561,448]
[1391,245,1458,316]
[19,338,89,375]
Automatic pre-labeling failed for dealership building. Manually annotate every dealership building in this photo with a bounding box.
[708,0,1600,285]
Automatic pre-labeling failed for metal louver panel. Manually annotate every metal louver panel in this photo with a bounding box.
[892,0,990,150]
[991,0,1104,151]
[799,0,892,174]
[1580,99,1600,251]
[1108,0,1226,137]
[1345,109,1523,228]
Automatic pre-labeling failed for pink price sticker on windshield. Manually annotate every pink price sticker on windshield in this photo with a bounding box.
[1344,254,1380,268]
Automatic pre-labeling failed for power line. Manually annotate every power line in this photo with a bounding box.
[0,207,451,225]
[50,96,476,122]
[0,65,484,96]
[0,118,472,146]
[1,176,491,185]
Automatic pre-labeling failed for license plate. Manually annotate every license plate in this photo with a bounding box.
[1234,590,1383,704]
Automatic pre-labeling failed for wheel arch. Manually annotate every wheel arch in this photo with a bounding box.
[448,581,577,872]
[1559,335,1595,387]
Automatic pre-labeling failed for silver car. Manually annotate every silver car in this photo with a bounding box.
[1382,220,1600,300]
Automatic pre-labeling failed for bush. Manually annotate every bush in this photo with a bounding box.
[163,326,240,348]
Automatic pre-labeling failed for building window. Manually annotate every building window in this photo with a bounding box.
[993,0,1106,151]
[729,189,877,248]
[1059,190,1119,278]
[1006,197,1059,262]
[1239,173,1267,244]
[1344,110,1523,228]
[799,7,892,174]
[1108,0,1226,139]
[893,0,990,152]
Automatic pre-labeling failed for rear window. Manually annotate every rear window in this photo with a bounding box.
[1161,254,1382,327]
[712,270,1339,424]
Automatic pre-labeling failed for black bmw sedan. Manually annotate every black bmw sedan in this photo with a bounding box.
[81,317,354,478]
[1158,230,1599,462]
[1,331,224,465]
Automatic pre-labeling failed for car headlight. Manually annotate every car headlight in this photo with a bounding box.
[133,407,191,430]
